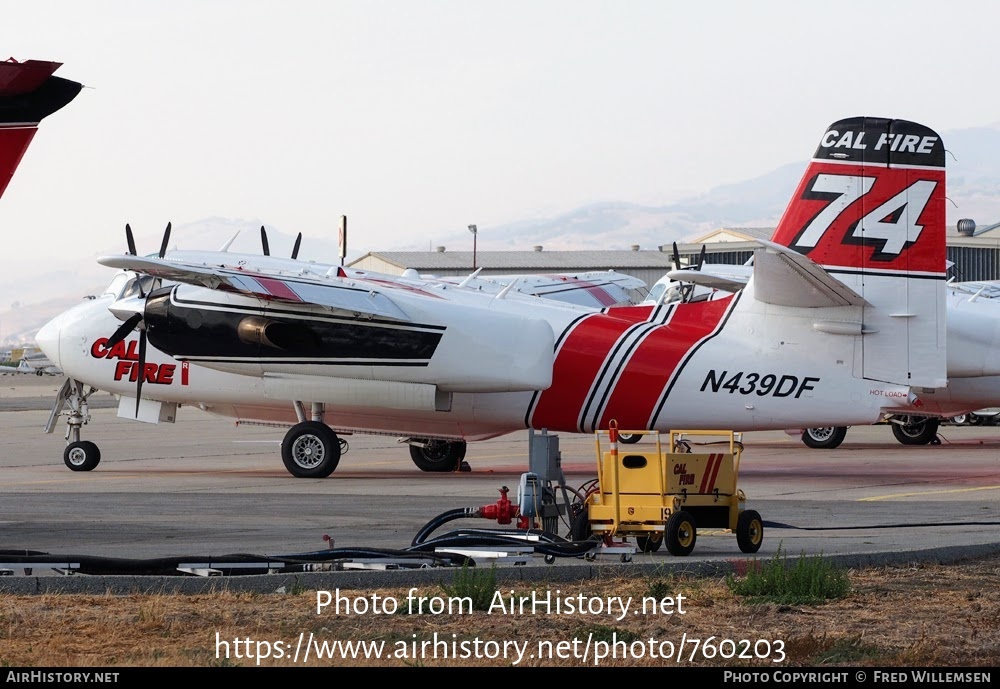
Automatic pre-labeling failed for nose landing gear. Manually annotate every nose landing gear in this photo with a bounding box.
[46,378,102,471]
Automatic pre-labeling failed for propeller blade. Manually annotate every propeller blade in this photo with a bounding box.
[106,313,143,349]
[125,224,137,256]
[135,329,147,417]
[698,244,707,270]
[291,232,302,260]
[260,226,270,256]
[158,222,172,258]
[672,242,682,271]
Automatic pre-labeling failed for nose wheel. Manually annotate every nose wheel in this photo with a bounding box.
[64,440,101,471]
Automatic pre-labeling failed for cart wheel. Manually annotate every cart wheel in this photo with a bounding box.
[620,553,632,563]
[736,509,764,553]
[544,554,556,565]
[665,511,697,556]
[636,533,663,553]
[568,508,592,541]
[584,552,597,562]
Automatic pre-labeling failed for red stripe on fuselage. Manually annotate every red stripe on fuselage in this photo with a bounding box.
[597,296,734,430]
[530,305,654,431]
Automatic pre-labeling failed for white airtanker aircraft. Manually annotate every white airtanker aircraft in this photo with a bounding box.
[40,117,975,477]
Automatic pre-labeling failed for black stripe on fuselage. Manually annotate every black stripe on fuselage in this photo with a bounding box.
[171,291,447,330]
[145,291,444,362]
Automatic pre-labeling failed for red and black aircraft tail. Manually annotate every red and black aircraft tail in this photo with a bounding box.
[769,117,946,275]
[766,117,947,387]
[0,59,82,200]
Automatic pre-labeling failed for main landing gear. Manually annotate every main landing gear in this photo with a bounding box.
[281,421,343,478]
[889,415,940,446]
[800,415,943,450]
[281,402,348,478]
[279,401,468,477]
[800,426,847,449]
[405,438,468,472]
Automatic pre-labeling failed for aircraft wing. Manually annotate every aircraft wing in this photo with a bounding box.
[948,281,1000,300]
[98,255,412,321]
[751,240,869,308]
[441,270,646,307]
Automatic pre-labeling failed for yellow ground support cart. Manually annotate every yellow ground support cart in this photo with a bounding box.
[585,422,763,556]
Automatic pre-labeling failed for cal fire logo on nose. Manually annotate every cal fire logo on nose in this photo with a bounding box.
[90,338,184,385]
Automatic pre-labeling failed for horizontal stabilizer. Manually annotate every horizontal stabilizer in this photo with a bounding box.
[664,269,748,293]
[751,240,868,308]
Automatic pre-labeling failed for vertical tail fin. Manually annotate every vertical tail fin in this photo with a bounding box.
[0,59,82,200]
[768,117,947,388]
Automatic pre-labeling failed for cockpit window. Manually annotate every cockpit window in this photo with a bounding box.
[102,273,131,298]
[661,285,683,304]
[647,283,666,304]
[102,273,160,299]
[644,282,686,305]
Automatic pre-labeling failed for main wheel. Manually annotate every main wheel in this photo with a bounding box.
[409,439,467,472]
[949,414,968,425]
[64,440,101,472]
[636,533,663,553]
[736,509,764,553]
[618,433,642,444]
[664,511,697,556]
[891,416,940,446]
[801,426,847,449]
[281,421,341,478]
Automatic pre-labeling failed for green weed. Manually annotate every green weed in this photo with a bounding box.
[727,546,850,604]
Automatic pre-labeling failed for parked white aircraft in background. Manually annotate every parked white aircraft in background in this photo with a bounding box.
[19,349,62,376]
[0,359,35,375]
[38,116,965,477]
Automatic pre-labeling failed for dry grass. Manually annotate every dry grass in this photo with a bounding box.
[2,554,999,667]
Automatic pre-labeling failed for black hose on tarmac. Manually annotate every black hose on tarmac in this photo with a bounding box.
[410,507,479,547]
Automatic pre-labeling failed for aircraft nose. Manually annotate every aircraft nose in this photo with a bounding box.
[35,316,62,369]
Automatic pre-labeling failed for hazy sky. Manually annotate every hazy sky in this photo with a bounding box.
[4,1,1000,266]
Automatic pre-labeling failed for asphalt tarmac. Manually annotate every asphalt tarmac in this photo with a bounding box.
[1,375,999,592]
